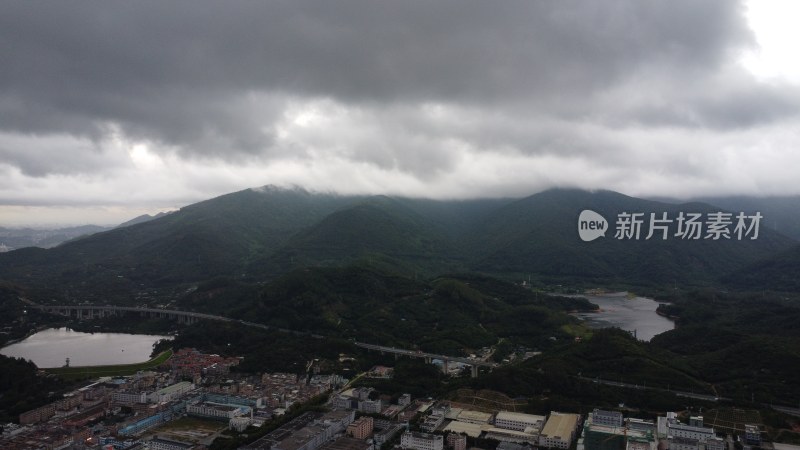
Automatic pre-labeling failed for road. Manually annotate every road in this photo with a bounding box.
[353,342,497,368]
[577,376,728,402]
[27,297,496,373]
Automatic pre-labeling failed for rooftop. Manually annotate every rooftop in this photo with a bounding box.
[154,381,193,395]
[496,411,545,424]
[484,427,540,439]
[322,437,371,450]
[541,412,580,440]
[458,410,493,423]
[443,421,487,438]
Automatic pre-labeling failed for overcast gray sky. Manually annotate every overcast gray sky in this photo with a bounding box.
[2,0,799,226]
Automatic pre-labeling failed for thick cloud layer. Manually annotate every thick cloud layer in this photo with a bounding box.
[1,0,799,225]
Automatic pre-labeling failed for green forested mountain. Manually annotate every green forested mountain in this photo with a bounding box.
[0,186,796,306]
[466,189,795,285]
[251,196,463,276]
[178,265,596,355]
[722,244,800,292]
[0,187,359,302]
[657,195,800,241]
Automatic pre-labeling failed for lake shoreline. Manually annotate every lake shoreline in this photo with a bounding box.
[570,294,675,341]
[0,327,173,369]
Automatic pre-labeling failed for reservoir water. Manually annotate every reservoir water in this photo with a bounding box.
[0,328,172,368]
[571,293,675,341]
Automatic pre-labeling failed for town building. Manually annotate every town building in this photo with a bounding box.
[579,414,657,450]
[496,443,534,450]
[591,410,623,428]
[149,436,194,450]
[19,404,56,425]
[359,399,383,414]
[421,412,446,433]
[667,421,715,441]
[626,418,655,433]
[744,424,761,446]
[401,431,444,450]
[242,410,355,450]
[373,420,405,447]
[118,411,173,437]
[447,433,467,450]
[333,395,356,410]
[539,412,581,449]
[347,416,374,440]
[353,387,374,401]
[484,426,539,445]
[321,436,372,450]
[170,347,240,377]
[707,436,726,450]
[230,416,255,432]
[147,381,194,403]
[112,391,149,405]
[495,411,546,432]
[456,410,493,425]
[186,401,251,420]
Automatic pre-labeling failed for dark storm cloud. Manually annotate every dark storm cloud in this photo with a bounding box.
[0,0,761,165]
[3,0,800,225]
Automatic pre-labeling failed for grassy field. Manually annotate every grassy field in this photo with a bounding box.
[704,408,763,434]
[151,416,227,444]
[449,388,527,413]
[43,349,173,380]
[561,323,593,339]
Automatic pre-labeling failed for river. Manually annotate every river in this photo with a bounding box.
[571,293,674,341]
[0,328,172,368]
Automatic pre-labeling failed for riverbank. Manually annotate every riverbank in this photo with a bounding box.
[44,349,174,380]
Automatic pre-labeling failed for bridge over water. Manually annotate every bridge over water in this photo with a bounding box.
[31,302,495,377]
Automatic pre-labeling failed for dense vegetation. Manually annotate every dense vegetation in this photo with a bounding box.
[2,186,800,428]
[0,283,55,347]
[722,244,800,292]
[0,187,795,309]
[0,355,70,423]
[466,290,800,410]
[652,290,800,402]
[179,266,598,355]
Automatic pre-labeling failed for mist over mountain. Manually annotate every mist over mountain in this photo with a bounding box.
[653,195,800,241]
[0,185,796,305]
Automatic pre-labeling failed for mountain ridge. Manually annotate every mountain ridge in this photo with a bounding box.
[0,185,795,305]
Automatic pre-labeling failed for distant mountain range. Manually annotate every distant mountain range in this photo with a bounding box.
[0,186,797,304]
[115,211,172,229]
[0,212,173,252]
[0,225,111,251]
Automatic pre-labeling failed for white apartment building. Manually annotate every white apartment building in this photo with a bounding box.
[112,391,148,404]
[667,422,715,441]
[401,431,444,450]
[495,411,546,432]
[591,409,623,428]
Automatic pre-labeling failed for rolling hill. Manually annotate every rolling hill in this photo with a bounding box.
[466,189,796,285]
[0,186,796,306]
